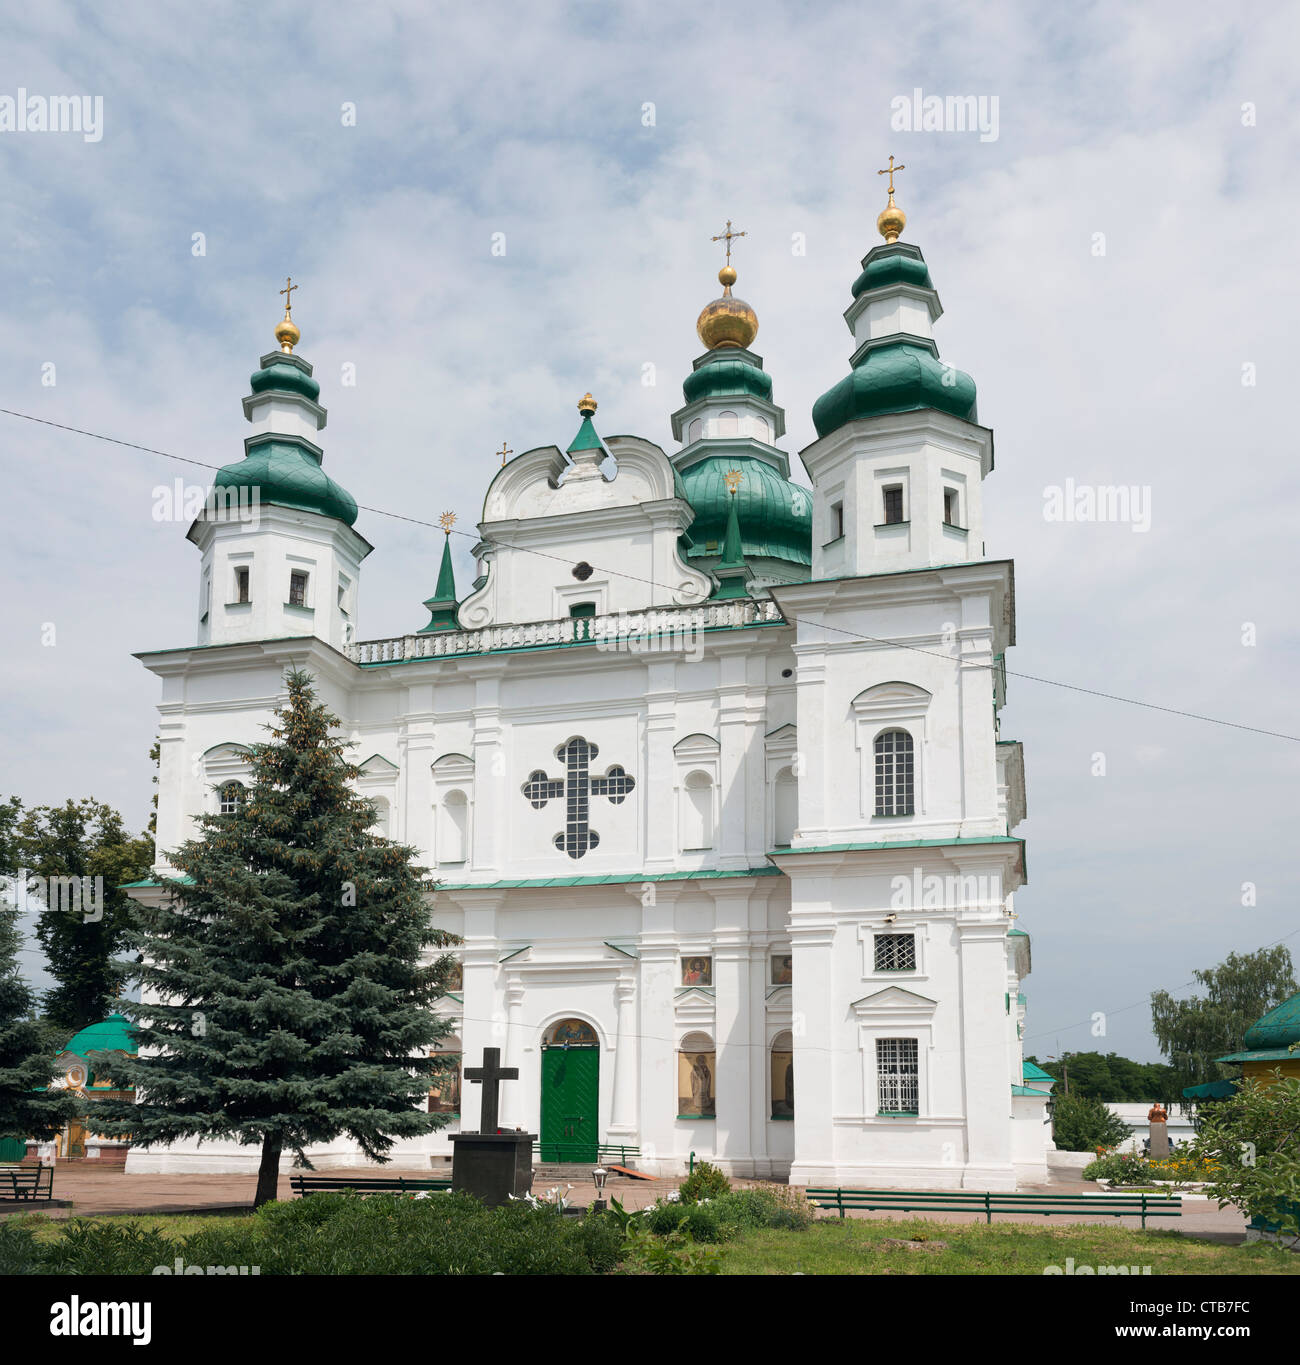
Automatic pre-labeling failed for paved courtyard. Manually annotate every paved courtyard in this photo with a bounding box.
[0,1162,1251,1242]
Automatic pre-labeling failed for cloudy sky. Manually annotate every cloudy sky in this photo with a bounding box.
[2,1,1297,1062]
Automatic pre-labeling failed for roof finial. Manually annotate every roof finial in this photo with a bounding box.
[275,276,301,353]
[876,157,907,244]
[497,440,513,466]
[577,392,597,415]
[698,222,758,350]
[438,510,456,534]
[711,218,747,287]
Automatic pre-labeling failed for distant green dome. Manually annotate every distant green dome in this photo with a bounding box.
[681,455,811,568]
[63,1013,138,1058]
[214,436,358,527]
[851,250,933,299]
[1243,992,1300,1052]
[250,359,320,403]
[682,354,774,405]
[812,339,977,438]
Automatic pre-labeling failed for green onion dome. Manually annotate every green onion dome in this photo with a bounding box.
[681,455,811,568]
[214,436,359,526]
[812,338,977,439]
[851,249,933,299]
[682,353,774,405]
[63,1013,138,1058]
[249,358,320,402]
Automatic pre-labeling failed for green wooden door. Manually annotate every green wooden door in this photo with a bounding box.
[540,1048,599,1162]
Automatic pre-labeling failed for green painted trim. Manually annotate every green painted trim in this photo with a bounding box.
[769,1114,795,1121]
[770,836,1024,857]
[498,945,531,963]
[436,865,782,892]
[677,1114,716,1121]
[876,1111,919,1118]
[604,941,639,959]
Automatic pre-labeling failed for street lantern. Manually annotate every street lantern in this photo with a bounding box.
[591,1166,608,1212]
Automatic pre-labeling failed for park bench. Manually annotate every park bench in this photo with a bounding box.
[0,1165,54,1202]
[289,1174,451,1199]
[533,1142,641,1166]
[805,1187,1182,1230]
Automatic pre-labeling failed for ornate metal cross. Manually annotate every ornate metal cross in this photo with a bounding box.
[877,156,905,195]
[522,736,635,859]
[498,441,513,466]
[279,276,298,314]
[710,219,747,265]
[464,1046,518,1134]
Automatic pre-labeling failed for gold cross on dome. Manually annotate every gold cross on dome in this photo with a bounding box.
[711,219,747,265]
[279,276,298,316]
[498,441,513,466]
[877,156,905,195]
[438,510,456,534]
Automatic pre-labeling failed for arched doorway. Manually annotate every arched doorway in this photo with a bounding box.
[539,1018,600,1162]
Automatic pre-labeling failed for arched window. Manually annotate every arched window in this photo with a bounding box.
[428,1034,462,1115]
[439,790,468,864]
[678,1032,716,1117]
[680,771,714,851]
[717,410,738,437]
[771,1030,794,1118]
[772,767,797,847]
[874,729,915,816]
[754,416,772,444]
[218,781,245,815]
[687,417,703,444]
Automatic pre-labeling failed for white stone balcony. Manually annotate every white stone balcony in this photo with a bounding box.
[346,598,786,665]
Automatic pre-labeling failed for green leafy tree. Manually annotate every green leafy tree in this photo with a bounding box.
[1049,1092,1132,1152]
[93,670,457,1207]
[1026,1051,1178,1103]
[1151,948,1297,1096]
[1190,1073,1300,1245]
[14,800,151,1032]
[0,904,83,1142]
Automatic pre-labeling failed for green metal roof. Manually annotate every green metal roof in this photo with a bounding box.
[1182,1078,1239,1100]
[1215,1048,1300,1064]
[1022,1061,1054,1082]
[1242,990,1300,1051]
[249,357,321,402]
[436,866,782,892]
[1011,1084,1047,1097]
[62,1013,138,1058]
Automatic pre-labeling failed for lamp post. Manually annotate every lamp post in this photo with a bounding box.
[591,1166,608,1213]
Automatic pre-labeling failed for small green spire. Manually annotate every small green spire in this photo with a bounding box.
[419,514,460,632]
[567,392,604,454]
[711,472,753,600]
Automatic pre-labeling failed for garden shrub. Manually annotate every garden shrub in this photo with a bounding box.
[1051,1094,1132,1151]
[39,1218,175,1275]
[678,1160,730,1203]
[0,1216,41,1275]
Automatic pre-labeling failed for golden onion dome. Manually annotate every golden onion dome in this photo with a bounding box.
[696,266,758,350]
[877,191,906,245]
[274,315,301,353]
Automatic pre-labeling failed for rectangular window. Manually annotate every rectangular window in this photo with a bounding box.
[337,574,350,617]
[874,933,916,972]
[289,571,309,607]
[877,1037,919,1114]
[234,566,250,604]
[943,488,959,526]
[882,485,904,524]
[830,501,844,540]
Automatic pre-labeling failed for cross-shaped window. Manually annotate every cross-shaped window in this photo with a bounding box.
[521,736,635,859]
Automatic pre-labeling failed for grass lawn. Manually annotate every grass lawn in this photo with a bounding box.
[7,1207,1298,1274]
[719,1217,1300,1275]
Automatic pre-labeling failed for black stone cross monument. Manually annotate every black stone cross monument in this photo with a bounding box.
[449,1046,535,1206]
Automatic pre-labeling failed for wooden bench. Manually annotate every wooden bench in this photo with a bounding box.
[805,1187,1182,1230]
[0,1165,54,1202]
[289,1174,451,1199]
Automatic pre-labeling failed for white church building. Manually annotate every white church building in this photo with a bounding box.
[126,184,1049,1189]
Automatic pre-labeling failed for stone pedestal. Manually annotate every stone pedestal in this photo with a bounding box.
[1148,1121,1170,1158]
[450,1132,535,1207]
